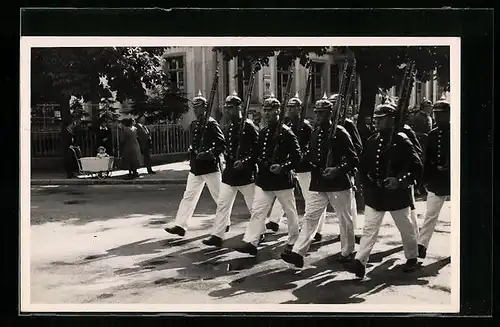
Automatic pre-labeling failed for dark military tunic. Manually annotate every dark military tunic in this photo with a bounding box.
[286,118,314,173]
[254,122,302,191]
[422,125,450,196]
[221,118,259,186]
[306,122,359,192]
[188,117,226,176]
[342,118,363,157]
[400,124,424,186]
[360,131,423,212]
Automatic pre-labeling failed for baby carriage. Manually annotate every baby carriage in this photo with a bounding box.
[69,146,115,179]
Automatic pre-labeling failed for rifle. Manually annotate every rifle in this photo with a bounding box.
[198,56,220,152]
[235,61,260,161]
[271,61,295,163]
[325,59,351,168]
[295,64,313,132]
[341,59,357,124]
[383,61,416,180]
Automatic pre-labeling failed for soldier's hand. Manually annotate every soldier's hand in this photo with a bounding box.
[233,160,244,170]
[322,167,339,179]
[270,164,282,175]
[383,177,399,190]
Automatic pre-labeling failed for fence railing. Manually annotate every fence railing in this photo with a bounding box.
[31,123,191,158]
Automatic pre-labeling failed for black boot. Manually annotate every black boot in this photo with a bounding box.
[338,252,355,263]
[281,251,304,268]
[265,221,279,232]
[313,233,322,242]
[418,244,427,259]
[233,242,258,256]
[164,226,186,237]
[202,235,223,247]
[349,259,366,278]
[402,258,419,273]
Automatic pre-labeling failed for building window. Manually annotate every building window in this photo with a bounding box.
[237,57,251,99]
[277,68,292,103]
[165,56,185,93]
[330,64,339,94]
[310,62,324,104]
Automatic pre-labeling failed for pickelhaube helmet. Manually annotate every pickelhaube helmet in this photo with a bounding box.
[373,100,397,118]
[287,92,303,107]
[224,90,242,107]
[192,90,207,107]
[263,93,281,109]
[433,96,450,112]
[328,93,339,104]
[313,92,333,111]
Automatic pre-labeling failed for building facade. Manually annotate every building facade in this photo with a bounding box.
[162,46,448,123]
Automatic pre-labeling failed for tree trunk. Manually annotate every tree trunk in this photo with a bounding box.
[358,75,379,120]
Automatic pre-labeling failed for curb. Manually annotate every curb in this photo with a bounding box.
[31,179,187,186]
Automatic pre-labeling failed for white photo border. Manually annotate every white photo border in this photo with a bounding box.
[20,36,460,313]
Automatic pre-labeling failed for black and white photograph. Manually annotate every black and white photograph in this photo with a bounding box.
[20,37,459,312]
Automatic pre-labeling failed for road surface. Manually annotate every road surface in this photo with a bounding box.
[28,184,453,307]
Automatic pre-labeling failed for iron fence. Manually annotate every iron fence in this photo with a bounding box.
[31,123,191,158]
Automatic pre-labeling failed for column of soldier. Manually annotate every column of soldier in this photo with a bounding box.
[163,88,451,279]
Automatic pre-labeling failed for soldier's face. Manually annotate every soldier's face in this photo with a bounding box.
[373,115,394,131]
[224,104,241,120]
[314,110,331,125]
[263,106,279,123]
[194,105,206,119]
[285,104,300,118]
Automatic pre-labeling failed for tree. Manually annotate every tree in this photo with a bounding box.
[31,46,169,126]
[347,46,450,119]
[213,46,330,78]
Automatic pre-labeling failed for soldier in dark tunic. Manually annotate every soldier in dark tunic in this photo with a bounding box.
[164,91,226,237]
[233,95,302,256]
[349,102,423,278]
[264,92,325,239]
[417,98,451,259]
[202,92,260,247]
[281,94,359,268]
[329,93,364,233]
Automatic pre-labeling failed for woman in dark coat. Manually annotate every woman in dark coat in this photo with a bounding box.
[119,118,142,178]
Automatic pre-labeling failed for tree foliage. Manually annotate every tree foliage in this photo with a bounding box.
[344,46,450,118]
[213,46,330,78]
[31,46,182,126]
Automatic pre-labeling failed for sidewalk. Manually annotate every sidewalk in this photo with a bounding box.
[31,161,190,185]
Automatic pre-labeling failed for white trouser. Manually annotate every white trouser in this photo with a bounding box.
[418,191,447,248]
[173,171,221,230]
[410,185,419,239]
[355,205,418,265]
[293,189,355,257]
[268,172,327,232]
[243,186,299,247]
[211,182,255,238]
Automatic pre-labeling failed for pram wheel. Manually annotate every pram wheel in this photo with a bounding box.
[97,172,108,179]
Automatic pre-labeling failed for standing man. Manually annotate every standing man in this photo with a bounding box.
[164,91,226,237]
[202,92,259,247]
[135,113,155,175]
[349,102,423,278]
[233,95,302,256]
[281,95,359,268]
[417,98,451,259]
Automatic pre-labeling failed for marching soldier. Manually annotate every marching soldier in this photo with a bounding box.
[348,102,422,278]
[417,98,450,258]
[281,94,359,268]
[202,92,260,247]
[264,92,326,241]
[233,95,302,256]
[164,91,226,237]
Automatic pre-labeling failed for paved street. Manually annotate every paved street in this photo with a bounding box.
[29,184,453,306]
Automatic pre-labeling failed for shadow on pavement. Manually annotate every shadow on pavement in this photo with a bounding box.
[281,256,451,304]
